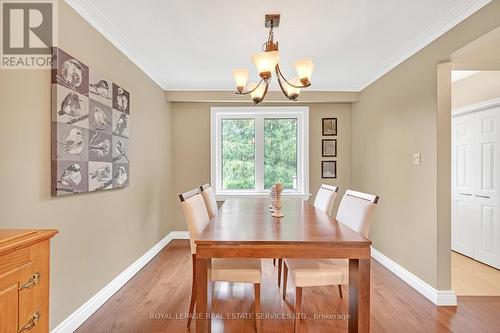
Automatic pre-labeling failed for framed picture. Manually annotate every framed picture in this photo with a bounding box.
[322,139,337,157]
[51,47,130,196]
[322,161,337,179]
[322,118,337,136]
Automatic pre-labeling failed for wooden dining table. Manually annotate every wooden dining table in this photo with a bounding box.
[194,197,371,333]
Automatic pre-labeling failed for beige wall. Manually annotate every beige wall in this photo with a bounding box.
[171,102,351,229]
[0,2,174,328]
[352,0,500,289]
[452,71,500,109]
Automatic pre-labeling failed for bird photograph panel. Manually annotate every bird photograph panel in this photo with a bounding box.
[55,84,89,127]
[112,109,129,138]
[88,130,113,163]
[89,99,112,134]
[53,48,89,97]
[88,161,113,191]
[89,70,112,107]
[54,122,89,161]
[112,83,130,115]
[113,137,129,164]
[55,160,89,195]
[113,163,129,188]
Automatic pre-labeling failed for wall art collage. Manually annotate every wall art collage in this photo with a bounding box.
[51,47,130,196]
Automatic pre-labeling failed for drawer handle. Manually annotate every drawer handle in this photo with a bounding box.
[459,192,472,196]
[19,272,40,290]
[18,312,40,332]
[475,194,491,199]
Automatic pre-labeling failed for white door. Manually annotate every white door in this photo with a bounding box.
[473,107,500,268]
[452,113,475,257]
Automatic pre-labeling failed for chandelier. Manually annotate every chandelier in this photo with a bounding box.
[232,14,315,104]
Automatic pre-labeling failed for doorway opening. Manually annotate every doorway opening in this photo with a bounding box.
[450,27,500,295]
[451,71,500,295]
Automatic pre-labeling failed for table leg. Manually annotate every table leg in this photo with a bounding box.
[348,258,370,333]
[196,257,212,333]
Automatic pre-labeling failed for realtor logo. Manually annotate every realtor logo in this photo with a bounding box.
[1,0,57,69]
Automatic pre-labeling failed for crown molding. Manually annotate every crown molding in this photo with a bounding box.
[358,0,491,91]
[64,0,168,90]
[165,90,360,103]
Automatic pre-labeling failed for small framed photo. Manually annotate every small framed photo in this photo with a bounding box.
[322,139,337,157]
[322,161,337,179]
[322,118,337,136]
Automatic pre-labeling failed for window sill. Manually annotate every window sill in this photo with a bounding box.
[215,192,311,201]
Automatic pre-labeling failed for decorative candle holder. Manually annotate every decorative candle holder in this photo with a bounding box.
[269,184,276,211]
[272,182,284,218]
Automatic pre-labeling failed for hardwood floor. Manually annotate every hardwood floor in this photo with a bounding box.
[76,240,500,333]
[452,251,500,296]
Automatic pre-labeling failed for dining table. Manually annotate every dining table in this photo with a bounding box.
[194,197,371,333]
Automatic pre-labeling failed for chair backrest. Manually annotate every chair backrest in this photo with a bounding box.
[200,183,218,220]
[179,189,210,254]
[336,190,379,238]
[313,184,339,216]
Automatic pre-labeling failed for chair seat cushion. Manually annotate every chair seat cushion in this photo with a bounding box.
[284,259,348,287]
[211,259,262,283]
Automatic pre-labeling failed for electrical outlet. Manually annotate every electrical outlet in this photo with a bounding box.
[413,153,421,165]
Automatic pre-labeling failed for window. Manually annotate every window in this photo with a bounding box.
[211,107,309,198]
[222,118,255,190]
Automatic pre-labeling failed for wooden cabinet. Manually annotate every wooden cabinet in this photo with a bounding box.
[0,229,57,333]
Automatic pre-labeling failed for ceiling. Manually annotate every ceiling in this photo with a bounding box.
[66,0,491,91]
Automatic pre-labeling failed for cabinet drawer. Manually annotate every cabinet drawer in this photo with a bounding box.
[0,262,42,333]
[0,244,49,333]
[0,247,30,277]
[19,241,50,333]
[0,229,56,333]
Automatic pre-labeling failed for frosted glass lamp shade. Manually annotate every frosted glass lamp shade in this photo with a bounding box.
[251,51,279,80]
[232,69,249,93]
[293,58,314,85]
[284,77,301,100]
[248,82,267,104]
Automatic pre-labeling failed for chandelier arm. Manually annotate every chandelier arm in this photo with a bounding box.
[235,79,264,95]
[263,81,270,99]
[255,81,270,104]
[275,66,294,100]
[276,64,311,88]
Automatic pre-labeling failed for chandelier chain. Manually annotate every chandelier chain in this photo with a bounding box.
[262,20,275,51]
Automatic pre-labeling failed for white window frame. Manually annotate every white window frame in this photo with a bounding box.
[210,106,309,200]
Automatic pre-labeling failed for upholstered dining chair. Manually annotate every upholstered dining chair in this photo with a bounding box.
[179,189,263,331]
[313,184,339,216]
[200,183,218,219]
[282,190,379,333]
[276,185,339,287]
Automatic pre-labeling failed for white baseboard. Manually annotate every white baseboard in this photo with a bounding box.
[168,231,189,240]
[371,247,457,306]
[51,230,189,333]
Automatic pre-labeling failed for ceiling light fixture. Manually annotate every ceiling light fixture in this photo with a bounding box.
[232,14,315,104]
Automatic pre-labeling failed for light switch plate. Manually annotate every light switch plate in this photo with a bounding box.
[413,153,421,165]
